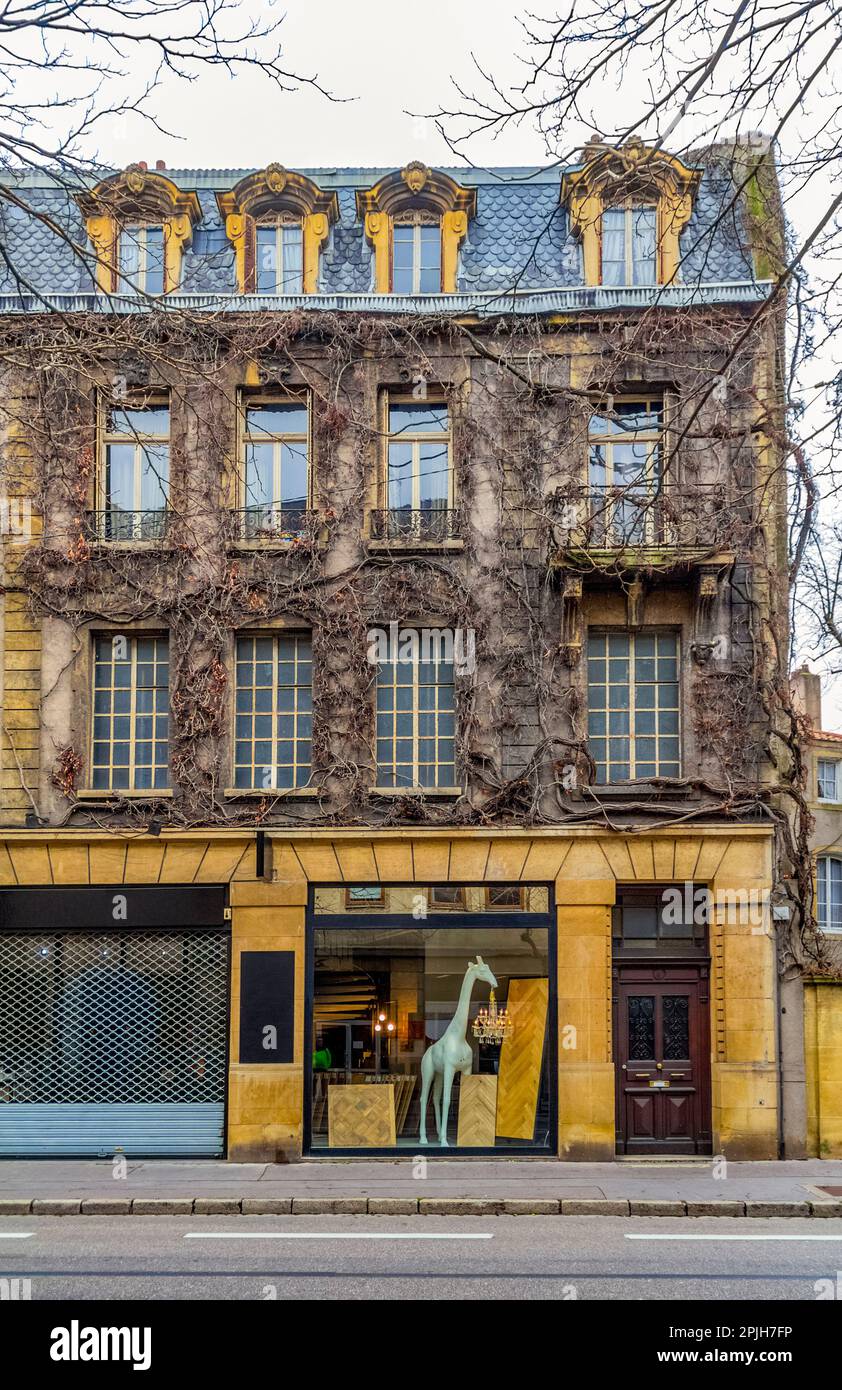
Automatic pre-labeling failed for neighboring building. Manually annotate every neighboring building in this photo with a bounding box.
[0,139,793,1161]
[788,666,842,1158]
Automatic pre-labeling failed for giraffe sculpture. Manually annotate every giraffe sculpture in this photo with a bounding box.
[419,956,498,1146]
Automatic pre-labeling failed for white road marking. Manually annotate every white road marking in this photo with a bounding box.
[626,1233,842,1242]
[0,1232,33,1239]
[184,1231,494,1241]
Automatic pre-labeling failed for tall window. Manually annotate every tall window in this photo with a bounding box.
[376,631,456,789]
[118,224,165,295]
[588,398,663,544]
[392,214,441,293]
[92,635,169,790]
[817,856,842,933]
[240,400,309,538]
[256,220,304,293]
[383,401,451,540]
[818,758,841,801]
[601,205,657,286]
[587,632,680,783]
[101,400,169,541]
[234,634,312,790]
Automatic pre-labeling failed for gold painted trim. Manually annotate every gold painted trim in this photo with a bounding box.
[356,163,476,294]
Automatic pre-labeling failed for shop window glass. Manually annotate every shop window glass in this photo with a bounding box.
[310,889,552,1151]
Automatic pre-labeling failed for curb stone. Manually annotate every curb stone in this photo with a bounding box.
[629,1200,687,1217]
[80,1199,132,1215]
[131,1199,194,1216]
[419,1198,504,1216]
[368,1198,418,1215]
[0,1194,840,1217]
[562,1199,630,1216]
[686,1200,746,1217]
[745,1201,811,1218]
[241,1198,292,1215]
[810,1200,842,1217]
[31,1199,81,1216]
[291,1197,367,1215]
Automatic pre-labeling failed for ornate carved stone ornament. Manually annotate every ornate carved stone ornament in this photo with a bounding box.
[76,166,201,294]
[356,163,477,293]
[560,138,702,286]
[216,166,339,294]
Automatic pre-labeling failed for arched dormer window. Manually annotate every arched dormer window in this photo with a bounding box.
[356,162,476,294]
[560,138,701,287]
[216,165,338,295]
[77,165,201,295]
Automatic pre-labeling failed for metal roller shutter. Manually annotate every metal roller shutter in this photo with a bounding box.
[0,929,229,1156]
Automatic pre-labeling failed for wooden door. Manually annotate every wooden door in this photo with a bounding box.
[614,964,712,1154]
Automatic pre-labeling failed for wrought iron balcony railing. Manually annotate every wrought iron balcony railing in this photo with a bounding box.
[231,506,316,541]
[86,508,169,542]
[369,507,461,544]
[553,485,749,554]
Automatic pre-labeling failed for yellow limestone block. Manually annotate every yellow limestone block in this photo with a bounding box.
[9,842,52,885]
[521,839,571,881]
[292,842,342,882]
[484,839,532,881]
[652,839,675,880]
[595,838,634,880]
[561,840,615,882]
[447,838,492,881]
[0,843,18,884]
[627,839,656,880]
[158,841,208,884]
[673,837,703,880]
[371,839,414,882]
[411,838,451,882]
[195,841,251,883]
[334,840,379,882]
[88,840,128,884]
[123,838,166,884]
[692,839,731,882]
[48,842,90,884]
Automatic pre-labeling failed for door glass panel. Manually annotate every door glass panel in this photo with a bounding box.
[628,995,655,1060]
[662,995,690,1059]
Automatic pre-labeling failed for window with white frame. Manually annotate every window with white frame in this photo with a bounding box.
[118,224,165,295]
[588,397,663,544]
[385,400,451,539]
[256,219,304,293]
[817,757,841,801]
[392,213,442,293]
[92,635,169,791]
[240,400,309,536]
[601,205,657,286]
[587,631,681,783]
[101,400,169,540]
[234,634,312,790]
[817,855,842,932]
[375,631,457,789]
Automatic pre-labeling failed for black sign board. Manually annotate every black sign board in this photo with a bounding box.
[238,950,295,1064]
[0,885,228,931]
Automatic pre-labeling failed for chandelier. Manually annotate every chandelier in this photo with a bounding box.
[472,990,513,1045]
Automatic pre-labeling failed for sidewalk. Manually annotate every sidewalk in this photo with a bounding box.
[1,1157,840,1204]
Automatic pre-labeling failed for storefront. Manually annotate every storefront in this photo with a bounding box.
[306,884,556,1153]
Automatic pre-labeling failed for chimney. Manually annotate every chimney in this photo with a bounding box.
[138,160,148,171]
[791,664,822,728]
[155,160,166,171]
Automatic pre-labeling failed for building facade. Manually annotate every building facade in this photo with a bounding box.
[787,667,842,1159]
[0,140,796,1161]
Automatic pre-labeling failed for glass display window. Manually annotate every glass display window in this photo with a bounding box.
[308,885,554,1153]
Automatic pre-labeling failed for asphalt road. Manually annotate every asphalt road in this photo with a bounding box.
[1,1215,842,1300]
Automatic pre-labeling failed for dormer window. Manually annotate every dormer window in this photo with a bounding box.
[217,165,337,295]
[255,218,304,294]
[393,212,441,293]
[118,223,165,296]
[561,139,700,288]
[601,205,657,287]
[357,163,475,295]
[77,165,200,296]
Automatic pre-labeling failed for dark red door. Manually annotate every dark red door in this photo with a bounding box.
[614,964,712,1154]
